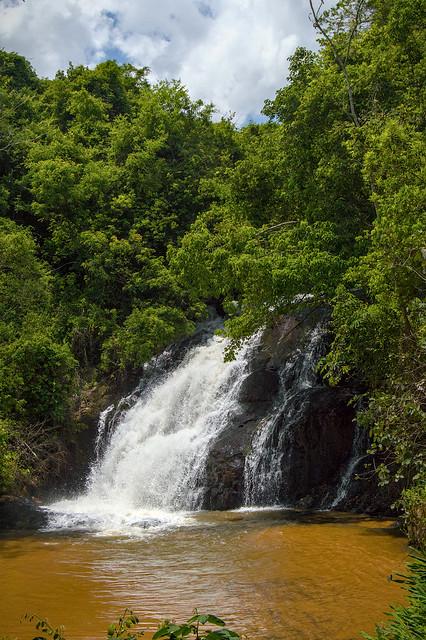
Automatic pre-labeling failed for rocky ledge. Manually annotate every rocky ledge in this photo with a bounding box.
[201,312,398,514]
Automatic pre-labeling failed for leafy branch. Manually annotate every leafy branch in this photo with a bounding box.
[309,0,365,127]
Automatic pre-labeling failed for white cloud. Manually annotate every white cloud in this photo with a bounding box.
[0,0,329,123]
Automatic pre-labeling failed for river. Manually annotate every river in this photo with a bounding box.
[0,509,407,640]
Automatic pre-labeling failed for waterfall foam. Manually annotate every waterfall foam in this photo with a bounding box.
[45,331,258,534]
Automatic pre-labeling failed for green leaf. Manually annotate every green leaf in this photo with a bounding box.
[153,624,181,640]
[187,614,208,625]
[205,629,240,640]
[206,615,226,627]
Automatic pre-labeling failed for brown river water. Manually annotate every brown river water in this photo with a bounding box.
[0,509,407,640]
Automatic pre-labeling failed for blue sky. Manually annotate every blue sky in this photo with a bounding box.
[0,0,333,124]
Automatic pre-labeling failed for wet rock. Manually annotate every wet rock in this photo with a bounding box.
[297,494,314,509]
[333,455,402,516]
[239,368,280,403]
[276,386,356,502]
[202,311,392,514]
[0,496,48,530]
[202,416,261,510]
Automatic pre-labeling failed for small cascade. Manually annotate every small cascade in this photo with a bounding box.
[328,422,367,509]
[46,329,260,532]
[94,404,114,458]
[243,324,326,506]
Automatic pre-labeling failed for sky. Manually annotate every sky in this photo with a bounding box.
[0,0,332,124]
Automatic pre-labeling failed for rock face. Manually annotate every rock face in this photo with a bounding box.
[274,386,356,502]
[202,410,266,510]
[202,311,395,513]
[52,374,141,495]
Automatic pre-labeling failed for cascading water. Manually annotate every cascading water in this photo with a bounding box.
[46,329,259,534]
[328,422,368,509]
[243,324,326,506]
[45,314,365,534]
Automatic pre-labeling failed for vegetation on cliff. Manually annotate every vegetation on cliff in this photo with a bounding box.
[0,0,424,542]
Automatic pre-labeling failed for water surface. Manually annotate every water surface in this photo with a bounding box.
[0,510,407,640]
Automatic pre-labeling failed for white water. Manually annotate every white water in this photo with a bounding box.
[46,333,258,535]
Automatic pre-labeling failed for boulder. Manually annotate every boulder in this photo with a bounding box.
[238,368,280,403]
[0,496,48,530]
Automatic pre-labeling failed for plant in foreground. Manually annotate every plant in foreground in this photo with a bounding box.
[362,552,426,640]
[21,609,240,640]
[152,612,239,640]
[399,487,426,551]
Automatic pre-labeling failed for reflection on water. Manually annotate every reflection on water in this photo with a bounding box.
[0,510,407,640]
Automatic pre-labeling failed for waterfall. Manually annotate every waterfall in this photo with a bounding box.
[46,329,258,533]
[44,315,364,534]
[243,324,325,506]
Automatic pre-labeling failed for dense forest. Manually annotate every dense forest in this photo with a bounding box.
[0,0,424,544]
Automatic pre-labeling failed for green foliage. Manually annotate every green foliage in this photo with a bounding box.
[23,614,66,640]
[102,305,196,371]
[322,118,425,491]
[0,50,39,91]
[0,419,19,493]
[399,488,426,551]
[20,610,239,640]
[105,610,144,640]
[153,612,239,640]
[0,219,51,333]
[0,218,77,491]
[1,334,77,422]
[362,553,426,639]
[170,206,347,358]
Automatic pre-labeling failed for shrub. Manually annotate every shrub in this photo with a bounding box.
[362,553,426,640]
[400,487,426,551]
